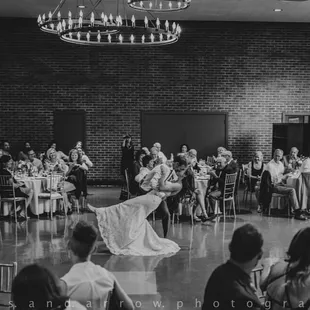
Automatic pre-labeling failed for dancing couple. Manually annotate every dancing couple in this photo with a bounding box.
[88,155,189,256]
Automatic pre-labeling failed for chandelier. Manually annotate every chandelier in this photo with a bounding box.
[37,0,184,46]
[127,0,191,12]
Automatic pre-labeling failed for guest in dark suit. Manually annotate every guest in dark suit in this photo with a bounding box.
[221,150,238,174]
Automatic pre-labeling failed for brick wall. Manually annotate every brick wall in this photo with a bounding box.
[1,18,310,183]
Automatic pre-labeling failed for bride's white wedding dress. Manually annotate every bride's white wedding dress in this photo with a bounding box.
[90,192,180,256]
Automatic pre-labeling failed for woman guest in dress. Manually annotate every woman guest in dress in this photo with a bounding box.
[260,227,310,309]
[178,144,189,156]
[247,151,265,212]
[48,140,69,162]
[121,134,134,177]
[66,149,88,206]
[45,148,68,174]
[75,141,93,169]
[11,264,86,310]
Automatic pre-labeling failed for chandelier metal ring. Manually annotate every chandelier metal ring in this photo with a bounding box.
[58,19,181,45]
[127,0,191,12]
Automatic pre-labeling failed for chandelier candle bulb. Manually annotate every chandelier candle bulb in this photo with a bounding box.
[108,34,111,43]
[156,18,160,29]
[79,10,83,17]
[69,32,72,38]
[51,23,55,30]
[178,1,181,8]
[62,20,66,30]
[119,34,123,43]
[165,20,169,31]
[159,2,162,9]
[130,34,134,43]
[159,33,163,41]
[37,15,41,23]
[86,32,90,41]
[101,12,104,21]
[142,35,145,43]
[48,12,52,19]
[150,33,154,42]
[42,14,46,21]
[68,11,72,18]
[149,2,153,9]
[91,12,95,26]
[169,1,172,9]
[77,32,81,40]
[144,16,148,27]
[57,12,61,20]
[131,15,136,27]
[109,14,113,23]
[97,31,101,42]
[68,18,72,29]
[172,22,176,32]
[140,1,143,7]
[78,16,83,27]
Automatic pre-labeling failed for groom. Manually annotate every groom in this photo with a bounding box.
[141,155,188,238]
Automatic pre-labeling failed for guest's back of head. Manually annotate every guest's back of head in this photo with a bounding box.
[229,223,263,263]
[12,264,68,310]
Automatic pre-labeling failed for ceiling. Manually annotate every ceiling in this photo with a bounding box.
[1,0,310,22]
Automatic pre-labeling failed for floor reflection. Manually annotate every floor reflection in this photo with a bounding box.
[0,187,309,309]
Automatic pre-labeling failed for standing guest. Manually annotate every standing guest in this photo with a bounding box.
[150,147,163,166]
[0,155,33,220]
[61,221,134,310]
[26,149,44,173]
[11,264,86,310]
[48,140,69,162]
[75,141,93,168]
[178,144,189,156]
[202,224,264,310]
[283,147,300,172]
[17,141,32,161]
[260,227,310,309]
[264,149,306,220]
[121,134,134,176]
[153,142,168,163]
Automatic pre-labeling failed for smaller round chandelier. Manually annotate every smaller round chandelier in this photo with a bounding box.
[127,0,191,12]
[58,13,181,45]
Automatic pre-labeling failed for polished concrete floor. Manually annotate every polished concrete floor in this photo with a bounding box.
[0,187,308,309]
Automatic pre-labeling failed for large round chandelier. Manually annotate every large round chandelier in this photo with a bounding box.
[127,0,191,12]
[37,0,184,46]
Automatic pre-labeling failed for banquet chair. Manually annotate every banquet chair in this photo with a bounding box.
[171,193,195,225]
[0,262,17,308]
[212,173,238,221]
[38,172,64,219]
[0,175,27,223]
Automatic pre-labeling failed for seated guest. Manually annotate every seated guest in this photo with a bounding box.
[1,140,11,157]
[26,149,44,173]
[202,223,264,310]
[300,156,310,173]
[48,140,69,162]
[178,143,189,156]
[17,141,32,161]
[283,147,300,172]
[247,151,265,192]
[260,227,310,309]
[265,149,306,220]
[66,149,88,201]
[221,150,238,172]
[12,264,85,310]
[61,221,134,310]
[45,148,68,174]
[75,141,93,168]
[150,146,162,166]
[188,149,200,172]
[0,155,33,220]
[213,146,226,161]
[153,142,168,163]
[207,155,238,213]
[135,155,154,185]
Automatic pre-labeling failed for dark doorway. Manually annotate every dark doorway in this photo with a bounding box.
[53,110,86,154]
[141,112,227,159]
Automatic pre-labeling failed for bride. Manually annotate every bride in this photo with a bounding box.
[88,156,188,256]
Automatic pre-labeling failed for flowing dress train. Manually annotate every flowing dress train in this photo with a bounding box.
[92,193,180,256]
